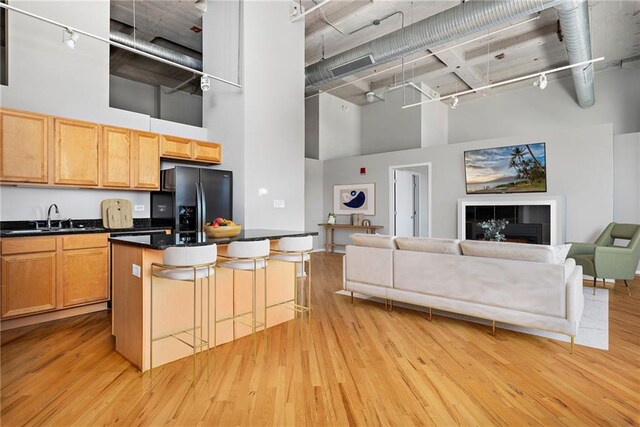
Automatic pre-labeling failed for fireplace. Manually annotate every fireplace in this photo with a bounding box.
[458,197,564,246]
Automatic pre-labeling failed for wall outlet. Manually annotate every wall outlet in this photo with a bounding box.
[132,264,141,278]
[273,199,285,208]
[134,205,145,212]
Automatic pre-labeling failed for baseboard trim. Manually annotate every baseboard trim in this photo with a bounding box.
[0,303,108,331]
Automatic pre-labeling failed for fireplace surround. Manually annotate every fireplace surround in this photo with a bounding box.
[458,196,564,246]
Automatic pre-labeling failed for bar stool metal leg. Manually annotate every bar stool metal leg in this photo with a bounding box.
[150,269,154,381]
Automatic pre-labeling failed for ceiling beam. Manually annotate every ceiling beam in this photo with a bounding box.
[305,0,373,37]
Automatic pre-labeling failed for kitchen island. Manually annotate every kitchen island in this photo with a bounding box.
[110,230,317,371]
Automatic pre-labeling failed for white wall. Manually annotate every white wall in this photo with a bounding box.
[361,88,421,155]
[0,0,208,222]
[110,75,158,118]
[319,93,361,161]
[305,158,324,250]
[420,90,448,148]
[613,132,640,224]
[613,132,640,273]
[449,68,640,144]
[305,96,319,159]
[323,124,614,247]
[0,187,149,221]
[206,0,305,230]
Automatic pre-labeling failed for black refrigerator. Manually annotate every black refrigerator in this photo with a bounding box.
[151,167,233,233]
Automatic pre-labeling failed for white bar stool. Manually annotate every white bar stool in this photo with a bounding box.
[217,239,270,357]
[269,236,313,322]
[150,244,216,384]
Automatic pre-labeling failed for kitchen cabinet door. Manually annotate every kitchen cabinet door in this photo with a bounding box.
[61,247,109,307]
[102,126,131,188]
[132,131,160,190]
[54,118,100,186]
[0,109,49,183]
[1,252,57,318]
[160,135,192,160]
[192,141,222,163]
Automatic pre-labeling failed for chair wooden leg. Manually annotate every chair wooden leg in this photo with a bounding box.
[624,279,631,296]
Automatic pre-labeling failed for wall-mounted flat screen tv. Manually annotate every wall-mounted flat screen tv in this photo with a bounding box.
[464,143,547,194]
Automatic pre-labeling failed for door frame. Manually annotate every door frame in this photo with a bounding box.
[389,162,432,237]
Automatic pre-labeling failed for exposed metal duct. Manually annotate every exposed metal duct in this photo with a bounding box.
[554,0,594,108]
[109,31,203,71]
[305,0,596,108]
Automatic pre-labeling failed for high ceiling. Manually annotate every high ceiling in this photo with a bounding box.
[302,0,640,106]
[110,0,204,94]
[107,1,640,102]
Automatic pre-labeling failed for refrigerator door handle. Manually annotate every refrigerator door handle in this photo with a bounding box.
[199,182,207,227]
[196,182,203,233]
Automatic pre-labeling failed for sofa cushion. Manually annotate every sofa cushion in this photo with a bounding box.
[395,237,462,255]
[350,233,397,249]
[460,240,571,264]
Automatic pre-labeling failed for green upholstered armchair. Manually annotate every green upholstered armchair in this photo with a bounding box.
[568,223,640,295]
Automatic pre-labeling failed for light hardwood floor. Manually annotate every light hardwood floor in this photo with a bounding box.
[2,252,639,426]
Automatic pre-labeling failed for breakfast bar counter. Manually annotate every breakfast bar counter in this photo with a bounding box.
[109,230,317,371]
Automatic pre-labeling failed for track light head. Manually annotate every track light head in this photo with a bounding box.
[200,75,211,92]
[62,28,79,49]
[366,91,376,103]
[533,73,548,90]
[450,96,459,109]
[194,0,207,12]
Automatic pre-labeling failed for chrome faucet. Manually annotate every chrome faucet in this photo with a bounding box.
[46,204,59,229]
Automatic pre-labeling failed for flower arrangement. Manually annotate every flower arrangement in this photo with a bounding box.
[327,213,337,225]
[479,219,509,242]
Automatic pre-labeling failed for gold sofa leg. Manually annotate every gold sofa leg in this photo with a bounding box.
[492,320,496,336]
[570,336,574,354]
[624,279,631,296]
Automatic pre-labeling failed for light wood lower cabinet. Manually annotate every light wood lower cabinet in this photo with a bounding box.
[62,248,109,307]
[0,234,110,319]
[1,252,57,318]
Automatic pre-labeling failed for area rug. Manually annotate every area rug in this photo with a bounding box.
[336,287,609,350]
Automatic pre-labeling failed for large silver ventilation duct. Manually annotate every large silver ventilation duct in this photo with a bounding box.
[109,31,203,71]
[554,0,594,108]
[305,0,595,108]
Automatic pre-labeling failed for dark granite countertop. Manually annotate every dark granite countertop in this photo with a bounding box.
[109,230,318,250]
[0,218,170,238]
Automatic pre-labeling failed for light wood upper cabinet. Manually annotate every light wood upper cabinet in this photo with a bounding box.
[160,135,192,159]
[102,126,131,188]
[54,118,100,186]
[193,141,222,163]
[62,247,109,307]
[1,252,57,318]
[132,131,160,190]
[160,135,222,164]
[0,109,49,183]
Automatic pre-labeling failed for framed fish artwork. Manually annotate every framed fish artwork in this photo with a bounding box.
[333,183,375,215]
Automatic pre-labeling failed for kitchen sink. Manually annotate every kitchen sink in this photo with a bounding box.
[3,227,104,234]
[3,229,44,234]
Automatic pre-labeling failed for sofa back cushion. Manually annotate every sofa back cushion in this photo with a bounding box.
[345,245,394,288]
[350,233,397,249]
[396,237,462,255]
[460,240,571,264]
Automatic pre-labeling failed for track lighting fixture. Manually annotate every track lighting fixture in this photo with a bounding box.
[62,27,79,49]
[366,91,376,103]
[450,96,459,109]
[200,75,211,92]
[194,0,207,12]
[533,73,548,90]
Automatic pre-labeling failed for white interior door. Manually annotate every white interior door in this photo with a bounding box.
[394,169,417,237]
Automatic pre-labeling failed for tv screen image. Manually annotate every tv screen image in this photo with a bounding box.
[464,143,547,194]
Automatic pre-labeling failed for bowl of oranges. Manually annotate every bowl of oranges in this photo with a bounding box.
[204,218,242,238]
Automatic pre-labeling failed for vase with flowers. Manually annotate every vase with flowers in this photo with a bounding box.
[479,219,509,242]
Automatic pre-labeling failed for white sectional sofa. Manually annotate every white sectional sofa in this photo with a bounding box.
[343,234,584,343]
